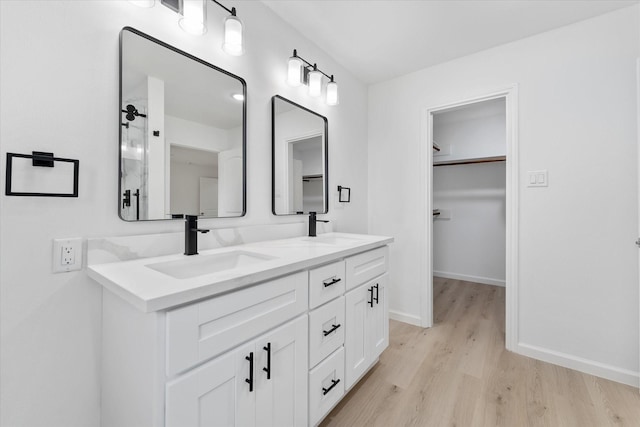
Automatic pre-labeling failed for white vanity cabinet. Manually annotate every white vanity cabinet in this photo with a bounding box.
[94,234,392,427]
[345,274,389,389]
[344,247,389,389]
[166,315,308,427]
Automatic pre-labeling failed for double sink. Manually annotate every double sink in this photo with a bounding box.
[146,234,364,280]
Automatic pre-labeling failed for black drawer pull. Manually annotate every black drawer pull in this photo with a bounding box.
[245,352,254,392]
[374,283,379,305]
[322,378,341,395]
[262,343,271,380]
[368,286,374,307]
[322,324,341,337]
[323,277,342,287]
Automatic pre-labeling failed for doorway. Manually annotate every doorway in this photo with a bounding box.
[420,87,519,351]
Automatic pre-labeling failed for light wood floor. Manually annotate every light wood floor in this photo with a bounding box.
[320,277,640,426]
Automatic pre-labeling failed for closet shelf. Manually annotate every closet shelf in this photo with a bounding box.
[434,155,505,167]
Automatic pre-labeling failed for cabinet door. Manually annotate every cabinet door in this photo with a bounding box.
[165,342,255,427]
[344,283,370,389]
[368,274,389,361]
[255,316,308,427]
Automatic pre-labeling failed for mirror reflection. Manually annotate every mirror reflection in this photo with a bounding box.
[119,27,246,221]
[272,95,328,215]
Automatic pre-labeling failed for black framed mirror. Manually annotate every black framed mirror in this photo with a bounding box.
[119,27,246,221]
[271,95,328,215]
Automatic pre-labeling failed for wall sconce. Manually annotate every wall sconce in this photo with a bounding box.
[132,0,244,56]
[179,0,206,35]
[287,49,339,106]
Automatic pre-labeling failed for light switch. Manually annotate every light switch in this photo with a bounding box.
[527,170,548,187]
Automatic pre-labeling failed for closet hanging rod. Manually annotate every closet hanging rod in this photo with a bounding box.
[434,155,506,167]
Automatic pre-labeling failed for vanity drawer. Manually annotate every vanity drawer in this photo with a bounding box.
[166,271,308,376]
[309,347,345,426]
[309,296,345,368]
[345,246,388,291]
[309,260,345,309]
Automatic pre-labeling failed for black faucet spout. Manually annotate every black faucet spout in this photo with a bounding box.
[184,215,209,255]
[308,211,330,237]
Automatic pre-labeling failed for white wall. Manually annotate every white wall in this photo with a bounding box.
[165,115,231,152]
[433,98,506,162]
[433,162,506,286]
[0,1,368,426]
[369,6,639,384]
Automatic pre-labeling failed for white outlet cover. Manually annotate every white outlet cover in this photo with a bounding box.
[53,238,82,273]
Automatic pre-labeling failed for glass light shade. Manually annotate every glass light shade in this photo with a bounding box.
[223,15,244,56]
[308,69,323,97]
[128,0,155,7]
[287,56,303,87]
[326,80,339,105]
[179,0,206,35]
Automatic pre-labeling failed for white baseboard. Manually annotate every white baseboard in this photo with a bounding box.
[515,342,639,387]
[389,310,422,327]
[434,271,505,287]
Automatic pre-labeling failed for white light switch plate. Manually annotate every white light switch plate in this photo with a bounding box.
[53,238,82,273]
[527,170,548,187]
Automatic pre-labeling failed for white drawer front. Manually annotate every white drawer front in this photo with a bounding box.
[345,246,388,291]
[309,347,345,426]
[309,260,346,309]
[166,271,308,376]
[309,297,345,368]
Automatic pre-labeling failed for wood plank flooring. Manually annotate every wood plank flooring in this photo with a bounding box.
[320,278,640,426]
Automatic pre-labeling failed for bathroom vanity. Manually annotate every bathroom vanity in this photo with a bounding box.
[89,232,392,427]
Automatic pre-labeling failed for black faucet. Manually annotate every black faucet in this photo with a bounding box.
[308,212,329,237]
[184,215,210,256]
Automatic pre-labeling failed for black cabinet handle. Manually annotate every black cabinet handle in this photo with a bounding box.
[245,352,254,392]
[322,378,341,395]
[323,277,342,287]
[368,286,374,307]
[262,343,271,380]
[322,324,341,337]
[374,283,379,305]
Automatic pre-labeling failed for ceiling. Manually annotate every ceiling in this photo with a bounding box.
[262,0,638,84]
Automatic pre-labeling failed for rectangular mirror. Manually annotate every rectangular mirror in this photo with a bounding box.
[119,27,246,221]
[272,95,328,215]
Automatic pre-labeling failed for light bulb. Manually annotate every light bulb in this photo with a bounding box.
[223,14,243,56]
[326,80,339,105]
[287,55,303,87]
[308,69,322,97]
[128,0,155,7]
[179,0,206,35]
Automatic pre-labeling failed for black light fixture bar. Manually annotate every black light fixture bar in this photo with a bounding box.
[291,49,333,80]
[211,0,236,16]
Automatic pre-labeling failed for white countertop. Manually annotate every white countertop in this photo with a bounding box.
[88,232,393,312]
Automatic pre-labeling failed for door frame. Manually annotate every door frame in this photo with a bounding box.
[419,85,519,351]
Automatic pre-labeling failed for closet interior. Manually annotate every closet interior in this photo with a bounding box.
[432,97,507,321]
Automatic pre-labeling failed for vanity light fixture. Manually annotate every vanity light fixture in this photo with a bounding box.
[286,49,339,105]
[179,0,207,35]
[137,0,244,55]
[217,1,244,56]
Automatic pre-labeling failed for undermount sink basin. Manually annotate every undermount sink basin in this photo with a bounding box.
[146,250,275,279]
[303,235,363,245]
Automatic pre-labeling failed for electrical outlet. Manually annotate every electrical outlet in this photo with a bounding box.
[53,238,82,273]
